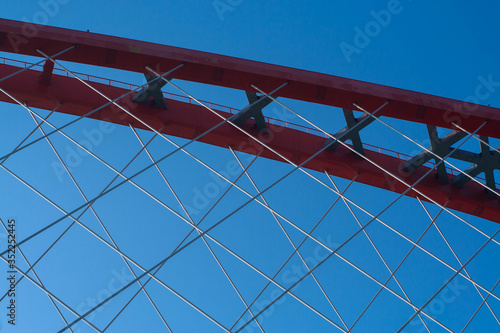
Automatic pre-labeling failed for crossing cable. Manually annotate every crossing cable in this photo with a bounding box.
[145,72,500,308]
[130,126,267,333]
[3,109,456,332]
[396,222,500,332]
[0,218,76,332]
[227,151,356,331]
[99,148,263,332]
[52,100,396,332]
[328,176,435,333]
[0,258,102,331]
[351,103,500,197]
[9,107,348,330]
[30,54,411,309]
[0,46,74,83]
[250,84,497,232]
[460,277,500,332]
[417,197,500,327]
[0,155,234,331]
[15,87,500,319]
[28,113,174,332]
[28,52,500,326]
[36,54,437,298]
[230,174,358,331]
[248,85,500,277]
[0,60,183,164]
[0,126,161,304]
[343,197,449,332]
[130,69,500,310]
[234,121,485,333]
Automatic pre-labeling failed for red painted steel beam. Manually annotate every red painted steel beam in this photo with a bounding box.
[39,60,54,85]
[0,63,498,223]
[0,19,499,139]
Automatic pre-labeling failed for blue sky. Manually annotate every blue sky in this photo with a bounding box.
[0,1,499,332]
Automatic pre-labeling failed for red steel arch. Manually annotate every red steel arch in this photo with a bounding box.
[0,19,498,223]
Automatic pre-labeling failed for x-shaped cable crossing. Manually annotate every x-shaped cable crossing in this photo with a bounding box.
[0,47,498,332]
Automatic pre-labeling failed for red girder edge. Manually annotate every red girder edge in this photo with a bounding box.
[0,63,498,223]
[0,18,499,139]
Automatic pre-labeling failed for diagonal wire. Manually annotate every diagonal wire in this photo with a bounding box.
[145,66,500,307]
[234,120,485,333]
[1,113,343,332]
[0,150,231,331]
[250,84,500,250]
[55,103,394,332]
[78,60,406,278]
[17,53,498,328]
[9,57,306,259]
[49,61,496,330]
[0,81,247,258]
[4,113,312,330]
[396,224,500,332]
[228,173,358,331]
[28,111,174,332]
[130,126,266,333]
[0,106,210,329]
[28,49,500,332]
[226,178,455,331]
[0,46,75,83]
[30,123,454,333]
[237,181,442,332]
[460,277,500,332]
[2,121,246,330]
[0,255,102,331]
[244,84,500,303]
[22,58,404,301]
[0,61,183,164]
[229,146,349,330]
[417,197,500,327]
[0,161,231,332]
[332,193,500,304]
[36,56,498,271]
[0,106,57,163]
[29,51,500,289]
[33,50,318,255]
[343,195,449,332]
[352,102,500,197]
[453,122,500,155]
[327,175,431,333]
[172,77,500,311]
[101,150,263,332]
[10,98,496,326]
[0,107,60,306]
[231,184,453,332]
[0,129,161,304]
[197,216,351,331]
[0,218,75,332]
[42,53,457,311]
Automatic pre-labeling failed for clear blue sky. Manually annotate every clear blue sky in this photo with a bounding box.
[0,1,499,332]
